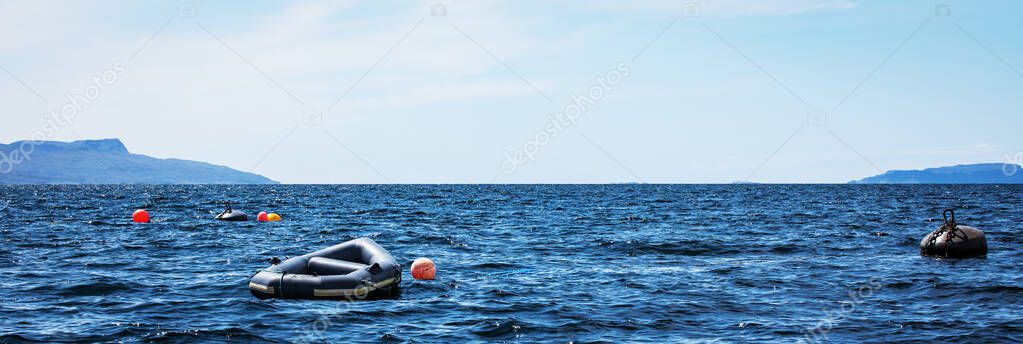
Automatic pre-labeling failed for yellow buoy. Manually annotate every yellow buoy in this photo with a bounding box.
[267,213,282,222]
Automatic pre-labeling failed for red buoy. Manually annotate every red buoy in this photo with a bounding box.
[132,209,150,223]
[257,211,269,222]
[411,258,436,280]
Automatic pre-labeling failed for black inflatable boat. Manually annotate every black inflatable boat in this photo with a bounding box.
[249,238,402,300]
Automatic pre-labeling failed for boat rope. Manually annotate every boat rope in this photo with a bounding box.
[925,209,969,257]
[278,271,286,298]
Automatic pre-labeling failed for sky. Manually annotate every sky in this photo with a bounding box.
[2,0,1022,183]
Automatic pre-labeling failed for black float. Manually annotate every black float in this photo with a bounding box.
[215,202,248,221]
[920,209,987,258]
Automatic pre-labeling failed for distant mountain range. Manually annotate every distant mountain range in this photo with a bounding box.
[0,139,277,184]
[1,138,1019,185]
[849,163,1023,184]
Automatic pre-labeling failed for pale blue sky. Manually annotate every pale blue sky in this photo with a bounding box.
[2,0,1021,183]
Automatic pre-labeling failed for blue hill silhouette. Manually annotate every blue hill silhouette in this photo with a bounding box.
[0,139,277,184]
[849,163,1023,184]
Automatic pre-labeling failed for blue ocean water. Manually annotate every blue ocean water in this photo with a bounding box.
[1,185,1021,343]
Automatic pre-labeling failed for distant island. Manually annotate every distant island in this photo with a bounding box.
[849,163,1023,184]
[0,139,277,184]
[3,140,1019,185]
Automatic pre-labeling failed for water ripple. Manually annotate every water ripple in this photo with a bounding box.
[1,185,1021,342]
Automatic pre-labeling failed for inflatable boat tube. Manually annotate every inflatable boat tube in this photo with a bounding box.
[215,209,248,221]
[249,238,402,300]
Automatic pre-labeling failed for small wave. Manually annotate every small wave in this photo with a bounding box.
[0,334,46,343]
[413,235,470,249]
[971,285,1023,294]
[471,262,523,270]
[56,280,143,297]
[883,281,916,290]
[350,208,393,215]
[141,327,282,343]
[603,240,742,256]
[469,318,525,338]
[475,268,534,280]
[405,280,452,293]
[378,333,404,342]
[769,243,803,254]
[484,289,521,297]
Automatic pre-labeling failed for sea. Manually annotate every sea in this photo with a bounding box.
[1,184,1021,343]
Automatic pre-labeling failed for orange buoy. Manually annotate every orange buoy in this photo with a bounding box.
[267,213,282,222]
[411,258,436,280]
[257,211,269,222]
[132,209,150,223]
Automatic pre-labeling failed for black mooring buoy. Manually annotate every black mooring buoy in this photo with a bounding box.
[920,209,987,258]
[215,202,248,221]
